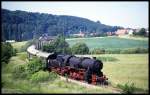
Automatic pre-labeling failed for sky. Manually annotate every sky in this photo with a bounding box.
[2,1,149,29]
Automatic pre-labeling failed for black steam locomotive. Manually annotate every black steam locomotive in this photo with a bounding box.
[46,53,108,85]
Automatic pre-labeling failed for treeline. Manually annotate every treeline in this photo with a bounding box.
[42,36,148,54]
[133,28,148,37]
[2,9,122,41]
[42,35,89,54]
[90,48,148,54]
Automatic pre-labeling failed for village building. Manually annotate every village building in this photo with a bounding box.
[35,34,57,50]
[128,29,134,35]
[106,32,115,36]
[115,29,128,36]
[72,30,85,37]
[5,40,15,43]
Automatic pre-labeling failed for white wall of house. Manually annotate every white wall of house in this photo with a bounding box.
[5,40,15,43]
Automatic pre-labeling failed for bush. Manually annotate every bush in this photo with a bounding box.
[26,57,45,74]
[30,70,50,82]
[41,35,71,54]
[120,48,148,54]
[89,48,148,54]
[133,28,147,37]
[12,64,28,79]
[42,44,55,53]
[1,42,16,63]
[71,42,89,54]
[117,82,135,94]
[90,48,105,54]
[105,49,121,54]
[49,71,58,81]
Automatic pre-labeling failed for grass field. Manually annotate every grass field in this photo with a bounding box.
[117,35,148,41]
[66,36,148,50]
[11,41,28,51]
[2,38,149,93]
[90,54,149,92]
[2,52,148,93]
[2,52,115,93]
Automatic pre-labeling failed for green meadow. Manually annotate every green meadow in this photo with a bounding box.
[2,37,149,93]
[66,36,148,50]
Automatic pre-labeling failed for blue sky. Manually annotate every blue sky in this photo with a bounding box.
[2,1,148,29]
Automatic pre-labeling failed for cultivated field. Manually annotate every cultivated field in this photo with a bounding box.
[66,36,148,50]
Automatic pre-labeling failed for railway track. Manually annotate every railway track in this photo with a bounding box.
[27,45,122,93]
[27,45,94,59]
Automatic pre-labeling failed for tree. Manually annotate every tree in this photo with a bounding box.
[71,42,89,54]
[42,35,71,54]
[138,28,147,36]
[42,43,55,53]
[1,42,16,63]
[2,9,122,41]
[133,28,147,37]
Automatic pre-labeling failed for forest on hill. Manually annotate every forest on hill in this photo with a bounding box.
[2,9,123,41]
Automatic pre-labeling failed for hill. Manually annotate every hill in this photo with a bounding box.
[2,9,123,41]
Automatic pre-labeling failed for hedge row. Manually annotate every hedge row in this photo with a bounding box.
[90,48,148,54]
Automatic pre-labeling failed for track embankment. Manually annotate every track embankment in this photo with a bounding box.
[59,76,122,93]
[27,45,122,93]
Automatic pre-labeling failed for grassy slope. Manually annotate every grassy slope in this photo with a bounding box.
[91,54,149,92]
[2,53,148,93]
[66,36,148,50]
[2,40,148,93]
[11,41,28,51]
[2,52,114,93]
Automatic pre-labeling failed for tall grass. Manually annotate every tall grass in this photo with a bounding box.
[100,54,149,93]
[2,53,116,93]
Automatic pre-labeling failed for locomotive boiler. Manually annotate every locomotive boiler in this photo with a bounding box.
[46,53,108,85]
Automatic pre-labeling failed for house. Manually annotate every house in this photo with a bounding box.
[90,32,98,36]
[128,29,134,35]
[115,29,128,36]
[72,30,85,37]
[106,32,115,36]
[35,34,57,50]
[5,40,15,43]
